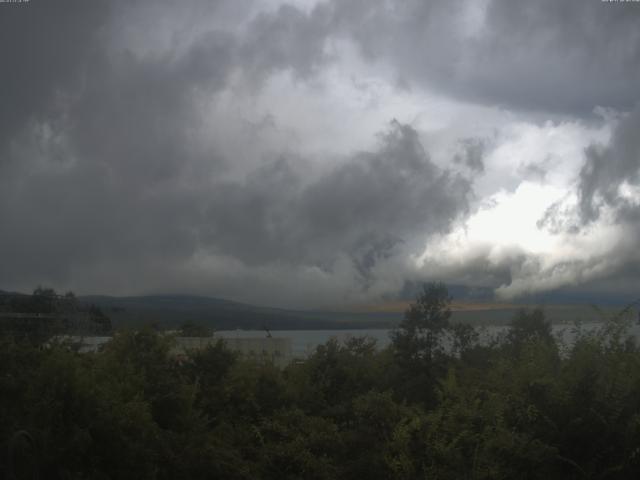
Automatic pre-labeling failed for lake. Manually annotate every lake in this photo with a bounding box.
[216,321,640,358]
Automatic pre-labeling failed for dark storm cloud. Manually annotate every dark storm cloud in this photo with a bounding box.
[0,1,471,299]
[0,0,296,289]
[424,248,521,293]
[66,30,238,183]
[2,0,637,304]
[325,0,640,114]
[578,107,640,224]
[494,243,640,302]
[202,122,470,269]
[577,259,640,301]
[571,106,640,293]
[466,0,640,113]
[0,0,242,287]
[453,138,486,173]
[0,0,329,159]
[0,0,109,147]
[0,120,470,295]
[240,3,333,81]
[4,0,637,150]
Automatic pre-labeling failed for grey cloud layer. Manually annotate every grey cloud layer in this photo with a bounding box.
[1,0,638,304]
[327,0,640,113]
[0,0,470,301]
[203,122,469,267]
[578,107,640,224]
[4,0,638,148]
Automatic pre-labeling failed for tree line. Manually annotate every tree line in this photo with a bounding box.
[0,288,112,340]
[2,283,640,479]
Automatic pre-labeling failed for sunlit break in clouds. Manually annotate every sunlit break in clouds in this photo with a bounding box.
[1,0,639,307]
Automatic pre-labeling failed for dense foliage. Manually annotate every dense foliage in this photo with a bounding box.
[0,288,112,340]
[2,284,640,479]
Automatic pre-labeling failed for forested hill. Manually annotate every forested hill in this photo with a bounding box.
[79,293,633,331]
[3,288,633,331]
[78,294,401,330]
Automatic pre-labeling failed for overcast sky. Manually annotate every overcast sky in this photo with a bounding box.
[1,0,639,308]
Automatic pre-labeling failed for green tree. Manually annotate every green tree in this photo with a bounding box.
[390,282,452,405]
[391,282,452,363]
[178,321,212,338]
[506,308,554,357]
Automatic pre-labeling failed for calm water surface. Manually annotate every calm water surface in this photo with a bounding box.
[216,322,640,358]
